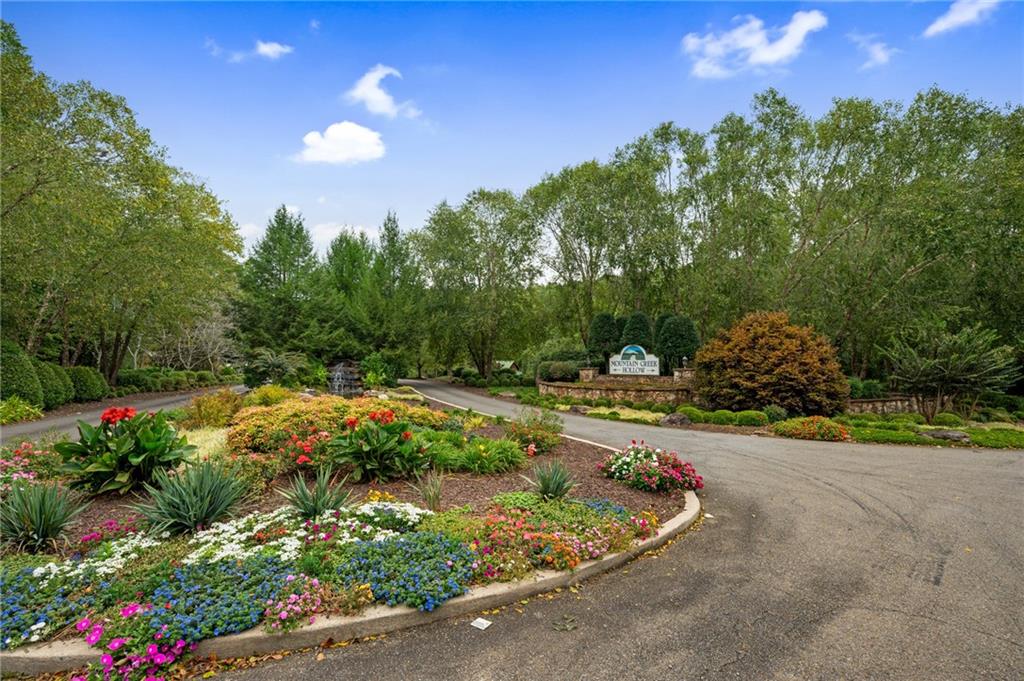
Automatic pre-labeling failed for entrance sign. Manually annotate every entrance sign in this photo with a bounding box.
[609,345,660,376]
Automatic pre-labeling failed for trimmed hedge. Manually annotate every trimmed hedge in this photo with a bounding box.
[735,410,769,427]
[67,366,109,402]
[675,405,707,423]
[932,412,964,427]
[0,342,44,407]
[708,409,737,425]
[33,360,73,410]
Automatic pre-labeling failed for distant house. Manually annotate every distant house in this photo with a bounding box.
[494,360,520,373]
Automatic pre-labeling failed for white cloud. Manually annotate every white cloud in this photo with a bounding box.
[311,223,377,254]
[238,222,263,254]
[293,121,386,164]
[310,19,321,32]
[316,196,328,204]
[848,33,898,70]
[345,64,421,119]
[255,41,294,60]
[682,10,828,78]
[923,0,1002,38]
[204,37,223,57]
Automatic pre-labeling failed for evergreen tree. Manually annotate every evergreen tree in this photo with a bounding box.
[620,311,653,349]
[587,312,620,370]
[657,315,701,369]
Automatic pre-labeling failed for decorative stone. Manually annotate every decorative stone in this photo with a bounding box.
[569,405,592,415]
[922,430,971,443]
[578,367,599,382]
[660,412,692,427]
[498,391,517,398]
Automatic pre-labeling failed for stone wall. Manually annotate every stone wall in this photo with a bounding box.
[847,395,937,415]
[538,380,694,405]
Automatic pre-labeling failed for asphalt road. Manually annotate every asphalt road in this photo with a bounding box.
[0,387,243,445]
[226,382,1022,679]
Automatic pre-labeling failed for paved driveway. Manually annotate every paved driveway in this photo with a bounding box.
[230,381,1024,679]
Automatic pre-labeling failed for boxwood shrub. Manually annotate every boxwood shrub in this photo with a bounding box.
[932,412,964,427]
[67,366,108,402]
[0,342,44,407]
[734,410,769,427]
[33,360,73,410]
[708,409,737,425]
[675,405,706,423]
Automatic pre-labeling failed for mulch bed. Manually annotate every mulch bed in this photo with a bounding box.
[62,426,690,552]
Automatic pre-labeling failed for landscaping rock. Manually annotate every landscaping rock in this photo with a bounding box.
[922,429,971,443]
[660,412,692,427]
[498,391,517,398]
[569,405,592,415]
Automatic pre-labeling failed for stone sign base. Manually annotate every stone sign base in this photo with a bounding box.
[538,379,694,406]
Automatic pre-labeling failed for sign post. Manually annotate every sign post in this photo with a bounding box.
[609,345,660,376]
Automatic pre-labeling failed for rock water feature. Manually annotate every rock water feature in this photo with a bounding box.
[328,362,363,397]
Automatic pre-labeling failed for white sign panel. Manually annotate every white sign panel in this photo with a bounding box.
[609,345,660,376]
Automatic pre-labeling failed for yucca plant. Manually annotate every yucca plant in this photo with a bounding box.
[278,466,351,519]
[0,482,89,553]
[132,461,246,535]
[523,460,576,500]
[407,470,444,512]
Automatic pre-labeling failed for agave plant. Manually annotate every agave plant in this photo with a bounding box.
[0,482,89,552]
[523,460,576,500]
[278,466,352,519]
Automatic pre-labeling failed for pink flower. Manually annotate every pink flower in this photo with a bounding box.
[75,618,91,632]
[279,611,289,620]
[108,637,127,651]
[120,603,140,617]
[101,653,114,668]
[85,625,104,646]
[147,643,158,656]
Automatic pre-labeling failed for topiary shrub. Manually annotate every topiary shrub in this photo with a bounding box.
[932,412,965,427]
[735,410,769,427]
[620,311,653,348]
[51,363,75,405]
[32,360,69,410]
[675,405,706,423]
[694,311,848,416]
[763,404,788,423]
[67,366,109,402]
[708,409,737,425]
[0,342,44,407]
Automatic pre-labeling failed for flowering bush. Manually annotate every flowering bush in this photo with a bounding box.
[1,564,98,650]
[771,416,850,441]
[328,410,430,482]
[55,410,196,494]
[503,408,562,455]
[0,442,63,489]
[599,441,704,494]
[279,428,332,467]
[78,518,140,546]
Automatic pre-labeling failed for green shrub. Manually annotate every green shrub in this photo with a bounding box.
[33,361,66,410]
[437,438,526,475]
[67,366,109,402]
[408,470,444,512]
[536,361,578,382]
[0,482,89,552]
[0,342,44,407]
[0,396,44,425]
[675,405,706,423]
[196,370,217,386]
[328,417,429,482]
[278,466,351,519]
[847,376,864,399]
[763,404,788,423]
[772,416,849,442]
[504,408,563,455]
[180,389,243,429]
[1013,410,1024,422]
[242,384,295,407]
[851,412,880,422]
[735,410,769,427]
[708,409,737,425]
[850,428,932,445]
[133,461,246,534]
[932,412,964,427]
[978,407,1014,423]
[966,427,1024,449]
[528,460,576,500]
[157,376,176,392]
[56,410,196,494]
[860,380,886,399]
[886,412,926,425]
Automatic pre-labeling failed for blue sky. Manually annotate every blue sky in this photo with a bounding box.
[5,1,1022,254]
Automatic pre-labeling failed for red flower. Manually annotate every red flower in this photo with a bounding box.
[100,406,137,425]
[401,431,412,441]
[345,417,359,429]
[296,455,313,465]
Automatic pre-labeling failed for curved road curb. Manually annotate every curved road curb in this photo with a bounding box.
[2,390,702,675]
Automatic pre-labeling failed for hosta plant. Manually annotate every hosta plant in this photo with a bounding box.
[55,408,196,494]
[0,482,89,552]
[328,409,430,482]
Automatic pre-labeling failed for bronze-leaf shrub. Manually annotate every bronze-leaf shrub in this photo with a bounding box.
[694,311,848,415]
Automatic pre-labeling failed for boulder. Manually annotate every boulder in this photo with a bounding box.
[569,405,592,415]
[922,429,971,443]
[660,412,692,427]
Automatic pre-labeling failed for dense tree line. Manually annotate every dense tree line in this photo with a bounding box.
[1,22,240,383]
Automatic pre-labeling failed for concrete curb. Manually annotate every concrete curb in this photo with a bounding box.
[1,389,702,675]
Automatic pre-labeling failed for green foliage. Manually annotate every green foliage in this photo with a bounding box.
[408,470,444,512]
[536,361,578,382]
[656,315,700,369]
[0,482,88,552]
[763,404,788,423]
[587,312,620,364]
[244,348,309,388]
[504,408,563,455]
[675,405,707,423]
[966,427,1024,449]
[328,417,429,482]
[278,466,351,520]
[132,461,246,535]
[884,322,1019,423]
[849,428,933,446]
[242,384,295,407]
[932,412,965,427]
[735,410,769,427]
[32,360,68,410]
[0,342,43,407]
[708,409,737,425]
[55,411,196,494]
[67,366,109,402]
[527,460,576,500]
[695,312,849,416]
[180,389,243,429]
[0,396,44,424]
[620,311,653,349]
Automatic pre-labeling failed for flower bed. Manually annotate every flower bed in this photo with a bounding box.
[0,394,703,679]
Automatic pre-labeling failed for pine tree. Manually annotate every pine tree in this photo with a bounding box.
[620,311,653,349]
